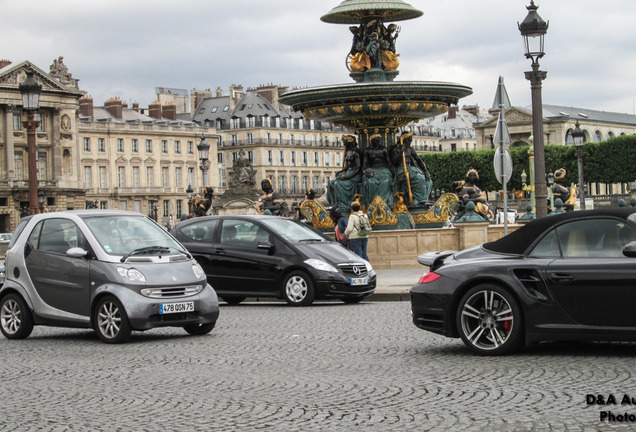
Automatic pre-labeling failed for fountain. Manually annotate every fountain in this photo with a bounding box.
[279,0,473,230]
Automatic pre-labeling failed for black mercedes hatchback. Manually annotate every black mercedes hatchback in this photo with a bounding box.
[171,215,376,306]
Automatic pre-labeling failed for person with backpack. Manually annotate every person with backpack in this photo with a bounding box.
[344,201,371,260]
[329,208,349,249]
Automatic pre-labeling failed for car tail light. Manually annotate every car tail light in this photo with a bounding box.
[418,271,441,284]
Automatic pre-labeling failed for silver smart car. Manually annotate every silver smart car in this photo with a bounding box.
[0,210,219,343]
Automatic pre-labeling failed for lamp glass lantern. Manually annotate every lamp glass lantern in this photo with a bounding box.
[38,190,45,206]
[521,170,528,184]
[197,135,210,162]
[572,121,585,148]
[19,71,42,111]
[518,1,549,62]
[186,184,193,200]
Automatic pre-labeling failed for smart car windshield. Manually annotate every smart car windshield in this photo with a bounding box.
[260,218,326,242]
[83,215,183,256]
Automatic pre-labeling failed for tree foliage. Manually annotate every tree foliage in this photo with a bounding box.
[421,135,636,192]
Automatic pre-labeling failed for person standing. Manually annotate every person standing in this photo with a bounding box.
[329,208,349,248]
[345,201,370,260]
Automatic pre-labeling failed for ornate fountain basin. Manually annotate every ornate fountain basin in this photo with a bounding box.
[280,81,473,129]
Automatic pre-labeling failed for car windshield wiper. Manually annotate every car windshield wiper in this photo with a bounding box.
[121,246,190,262]
[298,238,324,242]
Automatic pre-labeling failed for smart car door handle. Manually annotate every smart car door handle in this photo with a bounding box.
[213,248,225,255]
[549,273,574,283]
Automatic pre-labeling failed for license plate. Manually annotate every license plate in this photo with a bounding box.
[350,277,369,286]
[160,301,194,314]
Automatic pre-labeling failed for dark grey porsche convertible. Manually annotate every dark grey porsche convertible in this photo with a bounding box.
[410,208,636,355]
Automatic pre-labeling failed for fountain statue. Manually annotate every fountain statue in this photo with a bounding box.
[281,0,473,229]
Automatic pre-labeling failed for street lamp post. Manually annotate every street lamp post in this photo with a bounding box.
[572,121,586,210]
[19,70,42,215]
[197,134,210,194]
[547,169,554,209]
[37,190,45,213]
[186,184,194,215]
[519,0,549,218]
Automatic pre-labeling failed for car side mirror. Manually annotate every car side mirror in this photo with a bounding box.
[622,241,636,258]
[67,247,89,258]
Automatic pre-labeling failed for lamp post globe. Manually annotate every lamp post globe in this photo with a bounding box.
[572,121,586,210]
[519,1,549,218]
[19,70,42,215]
[186,184,194,214]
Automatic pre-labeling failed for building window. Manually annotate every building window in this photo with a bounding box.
[100,201,108,210]
[146,139,152,153]
[246,133,254,144]
[12,111,21,130]
[290,134,295,145]
[218,153,225,164]
[267,150,273,165]
[37,152,47,180]
[161,140,168,154]
[163,200,169,218]
[302,152,308,166]
[133,166,140,188]
[291,151,297,166]
[313,152,319,166]
[14,151,24,180]
[324,152,330,167]
[99,166,107,188]
[146,167,154,187]
[313,175,321,190]
[174,140,181,154]
[98,138,105,152]
[231,118,240,129]
[231,135,238,145]
[118,167,125,188]
[176,200,182,217]
[187,141,193,155]
[84,166,92,188]
[291,175,298,194]
[279,175,287,194]
[175,167,182,189]
[312,135,318,146]
[35,113,44,132]
[162,167,169,188]
[132,139,138,153]
[247,151,254,163]
[120,200,127,211]
[266,133,272,144]
[247,117,255,128]
[279,151,285,165]
[117,138,124,153]
[302,175,309,191]
[83,137,90,152]
[188,167,195,187]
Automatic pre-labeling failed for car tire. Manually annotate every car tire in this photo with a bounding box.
[94,296,132,344]
[341,296,365,304]
[184,321,216,336]
[221,296,246,305]
[0,294,34,339]
[456,284,524,356]
[282,271,315,306]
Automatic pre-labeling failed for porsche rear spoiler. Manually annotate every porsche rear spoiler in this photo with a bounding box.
[417,251,455,269]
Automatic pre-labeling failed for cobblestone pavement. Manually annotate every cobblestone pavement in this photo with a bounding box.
[2,301,636,432]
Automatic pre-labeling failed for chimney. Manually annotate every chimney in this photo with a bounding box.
[104,97,123,119]
[229,84,244,109]
[163,103,177,121]
[462,105,479,117]
[0,59,11,69]
[448,105,457,120]
[79,95,94,117]
[215,87,223,97]
[148,101,162,119]
[132,102,140,112]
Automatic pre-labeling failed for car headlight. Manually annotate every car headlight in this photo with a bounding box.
[304,259,338,273]
[362,259,373,272]
[117,266,146,282]
[192,262,205,279]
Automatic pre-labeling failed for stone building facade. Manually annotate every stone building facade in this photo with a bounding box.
[0,60,86,232]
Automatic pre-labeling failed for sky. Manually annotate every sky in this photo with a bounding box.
[2,0,636,115]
